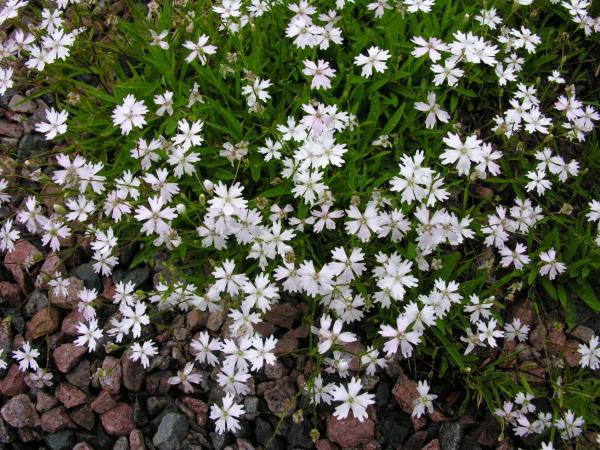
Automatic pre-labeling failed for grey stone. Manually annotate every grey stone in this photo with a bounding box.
[209,432,229,450]
[133,396,148,427]
[287,421,312,449]
[17,133,50,158]
[255,418,274,447]
[147,396,173,416]
[112,267,151,289]
[152,412,189,450]
[66,360,91,393]
[378,410,411,447]
[24,290,48,317]
[242,396,259,420]
[9,95,36,113]
[113,436,129,450]
[71,263,101,290]
[0,416,15,443]
[45,430,76,450]
[76,424,114,450]
[440,422,463,450]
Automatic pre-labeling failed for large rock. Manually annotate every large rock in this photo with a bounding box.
[51,277,84,310]
[61,309,87,335]
[45,429,75,450]
[3,240,42,290]
[36,391,59,413]
[70,405,95,431]
[41,406,75,433]
[152,412,189,450]
[55,382,87,409]
[91,390,117,414]
[72,263,101,290]
[0,363,26,395]
[35,254,64,290]
[122,348,145,392]
[263,303,300,329]
[439,423,463,450]
[326,415,374,448]
[66,359,91,392]
[101,403,135,436]
[263,376,297,416]
[26,306,60,340]
[1,394,41,428]
[0,281,20,306]
[391,370,419,415]
[24,289,48,317]
[100,356,122,394]
[54,343,87,373]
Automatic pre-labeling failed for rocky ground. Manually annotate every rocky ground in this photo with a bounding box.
[0,88,599,450]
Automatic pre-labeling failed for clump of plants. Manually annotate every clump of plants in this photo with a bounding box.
[1,0,600,447]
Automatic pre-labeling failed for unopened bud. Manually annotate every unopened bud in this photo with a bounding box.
[176,204,186,214]
[203,180,214,194]
[256,196,267,210]
[559,203,573,215]
[310,429,320,443]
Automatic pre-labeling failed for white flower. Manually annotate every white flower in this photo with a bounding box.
[112,94,148,135]
[150,30,169,49]
[412,380,437,417]
[216,363,250,396]
[0,218,20,253]
[431,58,464,86]
[210,393,245,434]
[241,78,272,110]
[247,335,277,371]
[34,108,68,140]
[500,243,531,269]
[75,319,103,352]
[41,219,71,252]
[330,377,375,422]
[172,119,204,150]
[345,205,381,242]
[354,46,391,78]
[578,335,600,370]
[121,302,150,338]
[404,0,435,13]
[0,67,14,95]
[379,315,421,357]
[440,132,482,176]
[168,362,203,393]
[411,36,448,62]
[130,340,158,369]
[183,34,217,64]
[154,90,174,116]
[303,59,336,89]
[12,341,40,372]
[539,248,566,280]
[555,410,584,440]
[212,259,248,297]
[414,92,450,129]
[191,331,221,366]
[525,169,552,196]
[311,314,357,354]
[134,196,177,236]
[477,318,505,347]
[0,349,7,370]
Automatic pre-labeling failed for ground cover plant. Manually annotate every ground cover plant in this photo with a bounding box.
[0,0,599,448]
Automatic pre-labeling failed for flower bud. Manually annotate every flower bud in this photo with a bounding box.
[176,204,186,214]
[203,180,214,194]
